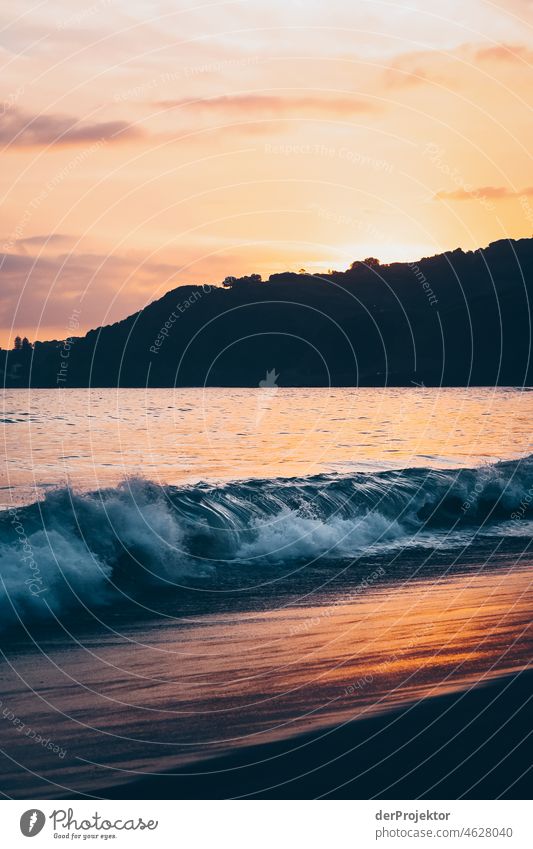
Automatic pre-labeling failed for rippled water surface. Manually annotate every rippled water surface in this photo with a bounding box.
[2,387,532,504]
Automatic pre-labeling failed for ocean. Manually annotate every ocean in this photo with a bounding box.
[0,387,532,797]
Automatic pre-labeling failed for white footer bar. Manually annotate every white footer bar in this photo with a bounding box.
[3,799,531,848]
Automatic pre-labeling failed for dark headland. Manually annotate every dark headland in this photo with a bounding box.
[3,237,533,387]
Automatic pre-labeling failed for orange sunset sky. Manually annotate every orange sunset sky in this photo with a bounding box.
[1,0,532,346]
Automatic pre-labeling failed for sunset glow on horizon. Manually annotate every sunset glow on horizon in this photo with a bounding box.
[1,0,532,346]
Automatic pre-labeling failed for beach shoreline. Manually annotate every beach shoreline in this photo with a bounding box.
[0,545,530,801]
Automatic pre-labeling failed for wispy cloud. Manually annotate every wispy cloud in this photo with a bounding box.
[0,248,176,333]
[436,186,533,200]
[156,93,378,116]
[475,43,533,63]
[382,63,446,89]
[15,233,74,247]
[0,244,237,339]
[0,107,143,149]
[384,67,431,88]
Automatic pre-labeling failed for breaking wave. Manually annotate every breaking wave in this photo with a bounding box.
[1,455,532,627]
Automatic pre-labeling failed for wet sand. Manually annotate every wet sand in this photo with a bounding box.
[100,670,533,799]
[0,548,531,799]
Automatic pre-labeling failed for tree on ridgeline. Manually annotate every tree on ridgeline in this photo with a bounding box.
[349,257,381,272]
[222,273,262,289]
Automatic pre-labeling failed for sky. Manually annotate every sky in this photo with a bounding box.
[1,0,532,344]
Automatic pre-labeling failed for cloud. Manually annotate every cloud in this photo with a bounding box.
[436,186,533,200]
[0,249,177,332]
[0,245,240,340]
[383,66,441,89]
[156,93,378,117]
[0,107,143,149]
[475,43,533,63]
[15,234,74,247]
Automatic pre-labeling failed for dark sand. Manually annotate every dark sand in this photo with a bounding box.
[94,672,532,800]
[1,547,531,800]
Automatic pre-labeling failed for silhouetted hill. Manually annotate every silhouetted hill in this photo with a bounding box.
[2,238,533,387]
